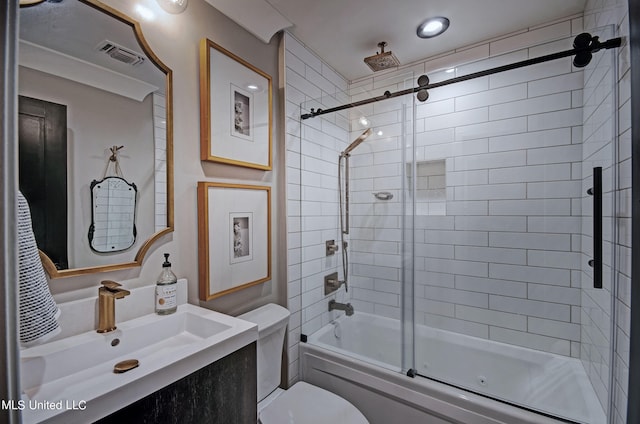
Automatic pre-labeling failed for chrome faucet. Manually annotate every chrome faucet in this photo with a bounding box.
[97,280,130,333]
[328,299,354,316]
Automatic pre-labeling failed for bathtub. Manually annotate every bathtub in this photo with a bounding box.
[301,312,605,424]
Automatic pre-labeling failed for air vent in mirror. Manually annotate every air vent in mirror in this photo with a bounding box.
[96,40,145,66]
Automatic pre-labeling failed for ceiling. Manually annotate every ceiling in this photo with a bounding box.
[19,0,588,87]
[265,0,587,81]
[19,1,166,94]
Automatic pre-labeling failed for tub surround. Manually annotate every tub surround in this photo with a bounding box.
[283,31,351,384]
[301,342,563,424]
[306,312,604,424]
[285,3,632,420]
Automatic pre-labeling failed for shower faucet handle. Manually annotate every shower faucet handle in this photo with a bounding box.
[324,272,345,295]
[326,240,339,256]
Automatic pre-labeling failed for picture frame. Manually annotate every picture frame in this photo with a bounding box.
[197,182,271,300]
[199,38,273,170]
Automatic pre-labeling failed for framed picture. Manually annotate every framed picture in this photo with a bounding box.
[199,38,272,170]
[197,182,271,300]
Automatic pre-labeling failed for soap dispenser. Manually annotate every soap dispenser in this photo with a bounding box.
[155,253,177,315]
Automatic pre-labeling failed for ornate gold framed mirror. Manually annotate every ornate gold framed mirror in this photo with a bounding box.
[18,0,173,278]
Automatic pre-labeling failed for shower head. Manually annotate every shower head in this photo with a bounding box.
[364,42,400,72]
[343,128,373,155]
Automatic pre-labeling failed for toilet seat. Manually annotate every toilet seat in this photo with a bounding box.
[259,382,369,424]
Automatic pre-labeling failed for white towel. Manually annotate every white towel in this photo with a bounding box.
[18,191,61,347]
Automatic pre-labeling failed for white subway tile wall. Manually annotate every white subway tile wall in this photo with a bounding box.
[347,18,589,362]
[579,24,617,413]
[153,93,167,232]
[284,33,350,385]
[285,3,631,421]
[582,1,631,422]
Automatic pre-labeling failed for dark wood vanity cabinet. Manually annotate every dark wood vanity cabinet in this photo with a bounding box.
[96,342,257,424]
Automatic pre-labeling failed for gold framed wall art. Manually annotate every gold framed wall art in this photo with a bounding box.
[197,182,271,300]
[199,39,273,170]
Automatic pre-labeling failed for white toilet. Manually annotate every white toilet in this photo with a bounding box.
[239,303,369,424]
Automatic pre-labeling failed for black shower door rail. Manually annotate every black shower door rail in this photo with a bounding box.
[300,33,621,120]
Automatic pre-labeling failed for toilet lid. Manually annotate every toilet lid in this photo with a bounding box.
[259,382,369,424]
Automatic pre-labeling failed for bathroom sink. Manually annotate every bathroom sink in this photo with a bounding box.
[20,304,257,424]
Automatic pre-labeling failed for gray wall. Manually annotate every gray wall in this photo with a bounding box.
[41,0,286,317]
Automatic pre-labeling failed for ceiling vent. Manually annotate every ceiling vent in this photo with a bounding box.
[96,40,145,66]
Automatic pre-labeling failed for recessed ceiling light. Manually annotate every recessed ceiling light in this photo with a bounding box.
[417,17,450,39]
[445,68,455,73]
[359,117,370,126]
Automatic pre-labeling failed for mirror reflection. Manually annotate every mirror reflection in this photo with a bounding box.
[89,176,137,253]
[18,0,173,278]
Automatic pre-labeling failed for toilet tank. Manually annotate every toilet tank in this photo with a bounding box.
[238,303,290,402]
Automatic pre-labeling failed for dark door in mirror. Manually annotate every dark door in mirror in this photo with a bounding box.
[18,95,68,270]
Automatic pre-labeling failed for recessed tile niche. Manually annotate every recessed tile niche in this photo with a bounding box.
[407,159,446,216]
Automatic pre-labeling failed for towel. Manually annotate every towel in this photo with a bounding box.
[18,191,60,347]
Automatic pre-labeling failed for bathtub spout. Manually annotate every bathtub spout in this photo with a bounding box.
[328,299,354,316]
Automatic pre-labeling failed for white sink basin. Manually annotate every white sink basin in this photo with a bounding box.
[20,304,257,424]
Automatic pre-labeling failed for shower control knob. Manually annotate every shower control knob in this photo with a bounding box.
[325,240,339,256]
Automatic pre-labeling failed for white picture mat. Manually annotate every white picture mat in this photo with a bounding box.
[207,187,268,293]
[209,46,269,167]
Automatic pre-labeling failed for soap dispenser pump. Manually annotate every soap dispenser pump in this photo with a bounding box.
[155,253,177,315]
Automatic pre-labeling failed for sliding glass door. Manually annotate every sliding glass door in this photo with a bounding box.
[412,28,617,423]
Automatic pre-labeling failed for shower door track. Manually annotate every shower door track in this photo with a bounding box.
[300,33,621,120]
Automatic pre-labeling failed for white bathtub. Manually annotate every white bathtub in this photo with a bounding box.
[302,312,605,424]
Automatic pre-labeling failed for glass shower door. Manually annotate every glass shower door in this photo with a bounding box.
[342,74,417,372]
[297,73,416,375]
[411,28,617,423]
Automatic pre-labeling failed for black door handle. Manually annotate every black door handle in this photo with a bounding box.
[587,167,602,289]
